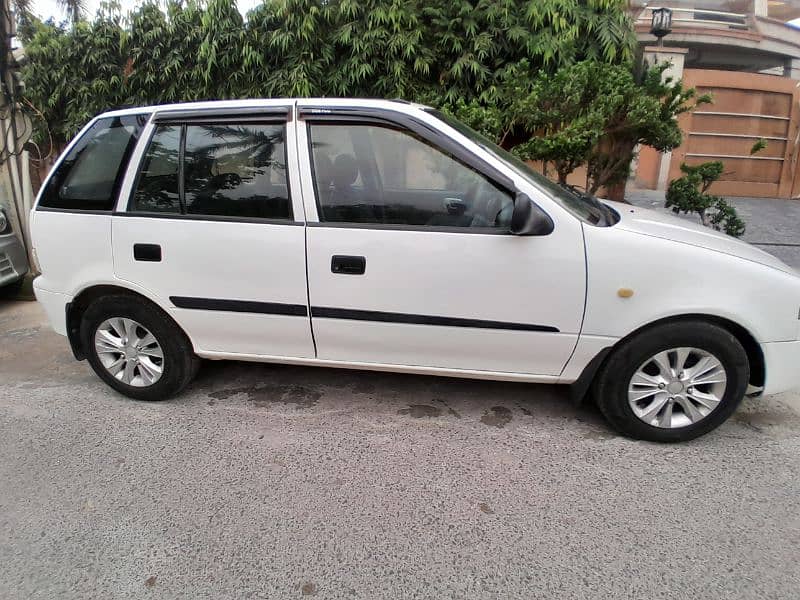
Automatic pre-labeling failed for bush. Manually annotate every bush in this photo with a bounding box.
[665,162,745,237]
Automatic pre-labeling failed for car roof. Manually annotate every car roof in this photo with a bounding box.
[98,98,429,119]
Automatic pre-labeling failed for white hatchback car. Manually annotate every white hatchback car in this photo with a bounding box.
[31,99,800,442]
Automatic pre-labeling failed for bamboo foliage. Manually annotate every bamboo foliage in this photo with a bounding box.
[19,0,635,146]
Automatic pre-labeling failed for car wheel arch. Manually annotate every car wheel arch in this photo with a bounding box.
[66,284,196,360]
[573,313,764,404]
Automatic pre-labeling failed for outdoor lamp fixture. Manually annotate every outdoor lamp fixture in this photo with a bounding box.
[650,7,673,45]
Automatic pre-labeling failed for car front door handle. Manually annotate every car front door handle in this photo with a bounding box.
[331,255,366,275]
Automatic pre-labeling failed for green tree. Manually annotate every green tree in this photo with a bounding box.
[584,63,710,194]
[328,0,433,98]
[18,0,638,151]
[57,0,86,24]
[257,0,337,97]
[12,0,85,23]
[424,0,635,105]
[125,1,206,104]
[198,0,246,98]
[19,3,126,144]
[450,61,709,194]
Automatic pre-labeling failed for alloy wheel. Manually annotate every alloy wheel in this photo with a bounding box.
[627,347,728,429]
[94,317,164,387]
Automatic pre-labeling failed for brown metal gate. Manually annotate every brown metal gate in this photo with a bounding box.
[669,69,800,199]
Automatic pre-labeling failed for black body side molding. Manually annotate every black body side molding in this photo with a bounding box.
[310,306,559,333]
[166,295,558,333]
[170,296,309,316]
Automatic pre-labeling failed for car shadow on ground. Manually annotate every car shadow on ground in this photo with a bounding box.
[185,358,612,435]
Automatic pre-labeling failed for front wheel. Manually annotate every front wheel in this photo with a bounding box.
[593,321,749,442]
[81,295,200,401]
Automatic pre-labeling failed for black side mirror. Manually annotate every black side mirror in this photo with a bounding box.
[510,192,554,236]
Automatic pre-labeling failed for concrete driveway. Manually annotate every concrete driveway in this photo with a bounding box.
[1,300,799,599]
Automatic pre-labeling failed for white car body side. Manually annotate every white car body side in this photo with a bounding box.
[30,98,800,397]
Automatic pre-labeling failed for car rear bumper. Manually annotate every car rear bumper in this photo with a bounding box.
[762,340,800,396]
[32,278,71,336]
[0,234,29,287]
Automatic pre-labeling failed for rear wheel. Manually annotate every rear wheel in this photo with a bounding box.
[593,321,749,442]
[81,295,199,401]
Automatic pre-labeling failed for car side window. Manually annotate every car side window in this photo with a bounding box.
[183,124,291,219]
[308,123,513,228]
[131,125,181,213]
[38,114,149,211]
[131,122,292,220]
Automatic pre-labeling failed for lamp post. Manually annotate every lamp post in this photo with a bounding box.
[650,7,673,47]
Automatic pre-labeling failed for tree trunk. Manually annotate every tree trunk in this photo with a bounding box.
[605,181,627,202]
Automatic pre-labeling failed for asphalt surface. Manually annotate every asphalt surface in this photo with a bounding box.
[1,300,799,599]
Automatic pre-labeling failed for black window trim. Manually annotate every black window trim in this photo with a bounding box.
[35,112,152,214]
[125,116,299,224]
[299,106,518,233]
[152,105,292,123]
[178,123,187,214]
[304,221,510,235]
[299,107,514,190]
[111,211,304,226]
[36,206,115,216]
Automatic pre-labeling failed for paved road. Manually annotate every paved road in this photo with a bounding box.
[1,300,799,599]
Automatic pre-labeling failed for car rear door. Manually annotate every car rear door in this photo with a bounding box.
[112,105,314,359]
[296,104,586,376]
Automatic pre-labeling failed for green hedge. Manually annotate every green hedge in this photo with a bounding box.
[20,0,635,145]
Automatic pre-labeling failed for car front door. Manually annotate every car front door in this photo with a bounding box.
[297,105,586,376]
[112,106,315,359]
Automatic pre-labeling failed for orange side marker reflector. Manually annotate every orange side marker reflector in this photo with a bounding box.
[617,288,634,298]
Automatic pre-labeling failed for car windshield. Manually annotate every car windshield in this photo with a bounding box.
[425,109,617,226]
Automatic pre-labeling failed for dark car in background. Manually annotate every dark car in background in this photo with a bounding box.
[0,205,29,294]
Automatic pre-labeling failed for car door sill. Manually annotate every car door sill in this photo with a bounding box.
[196,350,563,383]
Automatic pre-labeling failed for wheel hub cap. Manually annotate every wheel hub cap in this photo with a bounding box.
[667,380,684,395]
[94,318,164,387]
[627,347,727,429]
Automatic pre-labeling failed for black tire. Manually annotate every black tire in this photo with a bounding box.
[593,321,749,443]
[80,294,200,401]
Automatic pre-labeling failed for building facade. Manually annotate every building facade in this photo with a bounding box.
[630,1,800,198]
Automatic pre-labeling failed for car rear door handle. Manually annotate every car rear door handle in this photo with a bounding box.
[133,243,161,262]
[331,255,366,275]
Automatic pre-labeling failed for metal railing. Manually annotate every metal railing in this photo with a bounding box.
[635,5,750,30]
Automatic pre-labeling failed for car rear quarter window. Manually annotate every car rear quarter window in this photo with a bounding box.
[130,122,292,220]
[38,114,149,211]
